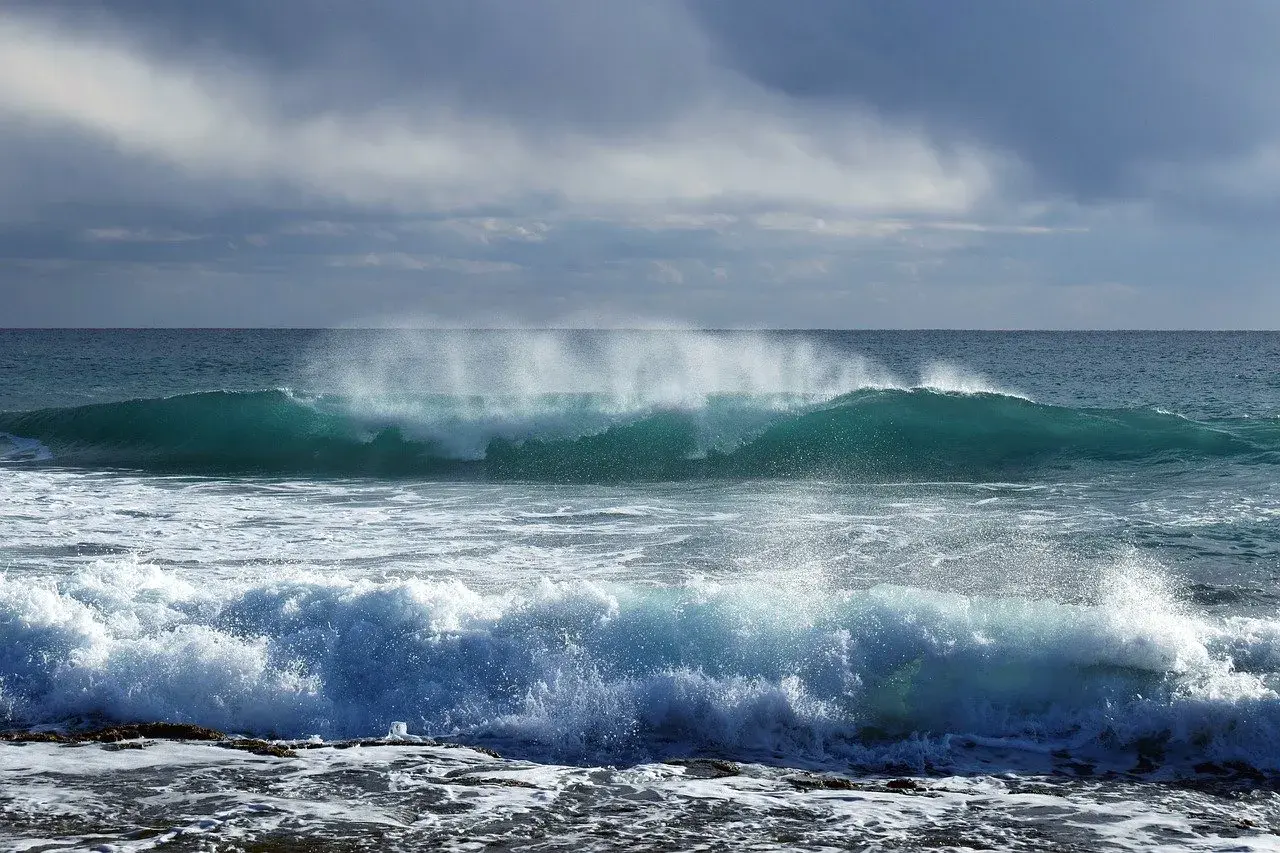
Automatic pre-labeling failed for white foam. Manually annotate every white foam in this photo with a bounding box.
[2,739,1276,852]
[916,360,1028,398]
[2,558,1279,771]
[0,432,52,462]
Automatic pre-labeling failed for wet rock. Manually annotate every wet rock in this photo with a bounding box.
[223,739,297,758]
[0,725,501,762]
[1,724,294,758]
[788,775,863,791]
[96,723,226,742]
[1,723,226,744]
[0,731,66,743]
[448,776,539,789]
[663,758,741,779]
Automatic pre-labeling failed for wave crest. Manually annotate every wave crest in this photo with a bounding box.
[0,387,1270,481]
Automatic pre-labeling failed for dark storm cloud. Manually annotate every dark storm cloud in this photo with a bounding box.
[1,1,1279,327]
[29,0,1276,207]
[693,0,1280,205]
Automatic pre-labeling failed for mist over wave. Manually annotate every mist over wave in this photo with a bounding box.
[309,329,923,405]
[5,328,1274,479]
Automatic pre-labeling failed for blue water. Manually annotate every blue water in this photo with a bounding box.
[4,329,1279,416]
[2,329,1280,779]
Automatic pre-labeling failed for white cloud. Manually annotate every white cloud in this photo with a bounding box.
[277,221,363,238]
[623,212,740,231]
[426,218,552,244]
[83,227,206,243]
[327,252,520,274]
[0,13,997,218]
[751,213,1082,238]
[753,213,911,238]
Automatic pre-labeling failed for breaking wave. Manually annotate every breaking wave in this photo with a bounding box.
[3,562,1280,773]
[0,388,1273,481]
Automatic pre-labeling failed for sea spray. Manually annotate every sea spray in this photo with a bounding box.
[307,328,906,405]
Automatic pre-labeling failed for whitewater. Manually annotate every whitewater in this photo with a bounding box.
[3,329,1280,851]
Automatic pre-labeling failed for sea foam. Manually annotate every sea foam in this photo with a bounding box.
[3,560,1279,772]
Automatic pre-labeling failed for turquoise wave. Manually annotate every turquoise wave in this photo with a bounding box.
[0,389,1274,481]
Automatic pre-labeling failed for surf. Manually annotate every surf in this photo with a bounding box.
[3,561,1280,774]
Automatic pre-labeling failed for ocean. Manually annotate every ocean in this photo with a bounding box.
[2,328,1280,851]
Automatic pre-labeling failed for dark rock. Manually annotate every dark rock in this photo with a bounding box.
[663,758,741,779]
[788,775,863,791]
[1,724,295,757]
[90,723,226,742]
[0,731,67,743]
[223,739,296,758]
[103,741,150,751]
[0,725,495,762]
[1,723,226,744]
[448,776,539,789]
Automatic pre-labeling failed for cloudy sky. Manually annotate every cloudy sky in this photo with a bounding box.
[2,0,1279,328]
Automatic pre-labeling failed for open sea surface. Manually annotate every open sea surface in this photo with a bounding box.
[3,329,1280,851]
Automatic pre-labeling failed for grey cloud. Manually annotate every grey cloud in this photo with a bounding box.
[694,0,1280,208]
[1,1,1278,328]
[11,0,721,130]
[0,9,991,220]
[9,1,1280,215]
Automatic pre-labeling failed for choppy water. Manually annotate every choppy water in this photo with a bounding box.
[3,329,1280,851]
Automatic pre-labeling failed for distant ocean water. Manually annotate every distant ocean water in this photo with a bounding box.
[3,329,1280,851]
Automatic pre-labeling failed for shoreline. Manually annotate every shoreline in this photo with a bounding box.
[2,730,1275,851]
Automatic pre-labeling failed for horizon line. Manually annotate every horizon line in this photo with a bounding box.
[3,327,1280,334]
